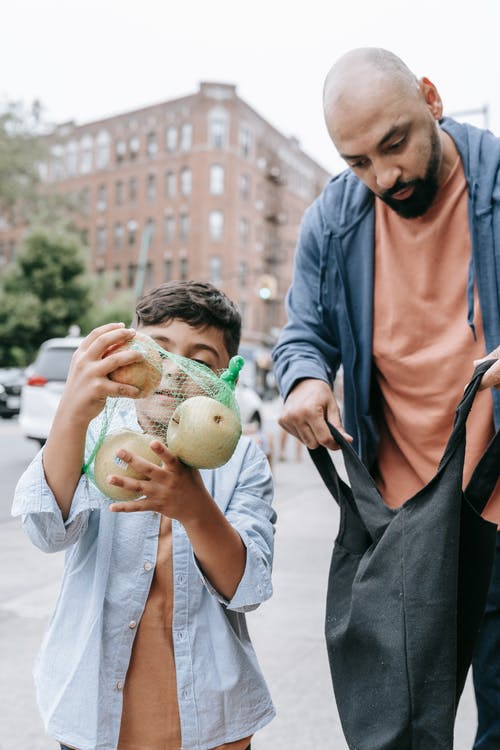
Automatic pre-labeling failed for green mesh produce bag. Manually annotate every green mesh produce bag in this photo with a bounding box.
[83,333,244,501]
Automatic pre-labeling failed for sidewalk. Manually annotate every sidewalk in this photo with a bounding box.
[1,452,478,748]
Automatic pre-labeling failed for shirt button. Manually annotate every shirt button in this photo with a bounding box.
[128,620,137,629]
[177,630,185,641]
[182,688,190,700]
[144,562,153,571]
[116,680,124,690]
[176,574,185,584]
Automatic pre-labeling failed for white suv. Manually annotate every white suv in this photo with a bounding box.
[19,336,263,446]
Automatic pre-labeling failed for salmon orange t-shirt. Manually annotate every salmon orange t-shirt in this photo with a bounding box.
[117,516,251,750]
[372,152,500,524]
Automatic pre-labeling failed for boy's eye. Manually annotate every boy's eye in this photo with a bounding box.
[193,359,214,372]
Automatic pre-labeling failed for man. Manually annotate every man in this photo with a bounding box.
[272,47,500,749]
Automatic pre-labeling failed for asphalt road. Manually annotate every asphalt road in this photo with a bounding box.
[0,414,478,749]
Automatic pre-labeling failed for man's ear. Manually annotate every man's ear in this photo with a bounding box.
[418,76,443,120]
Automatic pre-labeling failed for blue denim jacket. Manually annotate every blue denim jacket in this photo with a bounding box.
[273,118,500,469]
[12,431,276,750]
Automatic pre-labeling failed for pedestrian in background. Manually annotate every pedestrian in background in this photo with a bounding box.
[273,47,500,749]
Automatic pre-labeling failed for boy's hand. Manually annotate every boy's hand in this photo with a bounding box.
[58,323,145,425]
[107,439,211,520]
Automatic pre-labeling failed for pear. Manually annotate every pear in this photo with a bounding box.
[108,331,163,397]
[167,395,241,469]
[93,429,162,500]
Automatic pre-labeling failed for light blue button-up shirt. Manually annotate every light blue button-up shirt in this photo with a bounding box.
[12,427,276,750]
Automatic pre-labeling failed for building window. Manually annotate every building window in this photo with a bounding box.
[145,218,155,243]
[97,184,107,211]
[96,130,110,169]
[209,255,222,284]
[127,262,136,287]
[80,188,90,215]
[129,135,140,158]
[210,165,224,195]
[165,170,176,198]
[209,109,228,149]
[51,144,65,181]
[179,213,190,242]
[179,256,188,280]
[240,173,250,201]
[239,217,249,246]
[80,135,93,174]
[239,125,252,159]
[66,141,78,176]
[113,265,122,289]
[145,262,154,289]
[209,210,224,241]
[97,226,107,253]
[127,219,138,245]
[164,216,175,244]
[129,176,137,204]
[114,223,123,249]
[164,257,173,282]
[115,180,124,205]
[166,126,177,152]
[180,122,192,151]
[180,166,191,196]
[116,139,127,162]
[238,260,247,288]
[147,174,156,201]
[147,132,157,157]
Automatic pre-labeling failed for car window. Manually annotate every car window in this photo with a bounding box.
[34,347,77,381]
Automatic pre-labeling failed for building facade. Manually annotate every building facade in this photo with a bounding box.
[1,82,331,345]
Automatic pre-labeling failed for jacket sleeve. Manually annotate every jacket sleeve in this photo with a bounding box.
[272,198,341,400]
[194,439,276,612]
[11,449,104,553]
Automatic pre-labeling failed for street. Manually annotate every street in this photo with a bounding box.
[0,413,478,749]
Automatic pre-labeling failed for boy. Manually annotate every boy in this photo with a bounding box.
[12,281,276,750]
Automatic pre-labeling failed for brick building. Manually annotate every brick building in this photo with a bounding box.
[1,82,331,345]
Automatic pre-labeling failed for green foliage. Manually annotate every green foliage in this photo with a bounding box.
[0,99,46,214]
[0,226,94,365]
[81,284,135,333]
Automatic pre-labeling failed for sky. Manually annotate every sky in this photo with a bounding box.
[3,0,500,176]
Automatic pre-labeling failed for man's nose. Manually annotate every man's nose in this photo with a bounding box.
[374,164,402,192]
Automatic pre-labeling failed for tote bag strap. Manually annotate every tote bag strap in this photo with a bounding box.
[464,429,500,514]
[309,421,394,542]
[438,359,496,469]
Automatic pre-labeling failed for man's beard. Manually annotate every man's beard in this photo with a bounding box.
[379,127,441,219]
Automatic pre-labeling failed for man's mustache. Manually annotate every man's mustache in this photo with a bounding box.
[380,179,419,201]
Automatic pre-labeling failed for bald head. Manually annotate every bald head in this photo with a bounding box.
[324,48,418,111]
[323,48,422,144]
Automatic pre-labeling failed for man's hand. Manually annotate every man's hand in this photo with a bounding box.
[475,346,500,390]
[278,378,353,451]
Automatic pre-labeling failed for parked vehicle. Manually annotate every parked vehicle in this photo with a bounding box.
[19,337,263,446]
[0,367,25,418]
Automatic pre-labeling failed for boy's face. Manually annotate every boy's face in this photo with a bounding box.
[138,318,230,371]
[134,318,231,436]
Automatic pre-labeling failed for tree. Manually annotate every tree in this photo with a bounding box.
[0,226,93,366]
[0,99,46,215]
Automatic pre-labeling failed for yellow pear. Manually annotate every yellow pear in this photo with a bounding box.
[167,395,241,469]
[108,331,163,397]
[93,429,162,500]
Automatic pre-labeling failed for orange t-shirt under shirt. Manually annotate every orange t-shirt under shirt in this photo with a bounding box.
[117,516,251,750]
[372,152,500,524]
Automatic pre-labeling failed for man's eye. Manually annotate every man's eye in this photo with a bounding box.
[350,159,368,170]
[388,137,405,151]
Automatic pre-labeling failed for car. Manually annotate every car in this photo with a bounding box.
[0,367,25,418]
[19,337,83,446]
[19,336,264,446]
